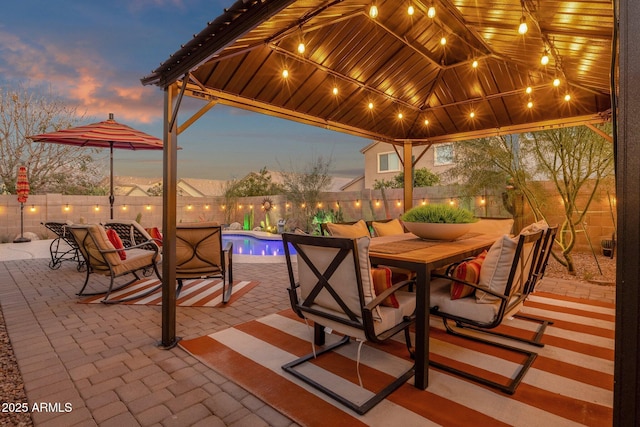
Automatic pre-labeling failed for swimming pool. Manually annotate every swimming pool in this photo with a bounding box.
[222,232,296,257]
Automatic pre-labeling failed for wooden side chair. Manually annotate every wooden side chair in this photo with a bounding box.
[429,229,545,394]
[69,224,162,303]
[282,233,416,414]
[175,222,233,302]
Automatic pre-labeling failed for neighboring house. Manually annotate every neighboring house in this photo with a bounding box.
[112,176,228,197]
[361,141,456,189]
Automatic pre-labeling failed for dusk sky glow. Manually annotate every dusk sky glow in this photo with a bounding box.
[1,0,369,180]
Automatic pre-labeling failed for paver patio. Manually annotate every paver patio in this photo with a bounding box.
[0,240,615,426]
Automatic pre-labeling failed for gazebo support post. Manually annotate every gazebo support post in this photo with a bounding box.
[403,140,413,212]
[160,83,180,349]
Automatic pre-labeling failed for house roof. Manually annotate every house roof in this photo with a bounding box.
[142,0,612,146]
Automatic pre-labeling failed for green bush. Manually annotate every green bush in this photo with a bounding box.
[401,204,476,224]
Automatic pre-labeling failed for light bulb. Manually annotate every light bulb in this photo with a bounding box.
[553,77,561,86]
[469,111,475,118]
[332,86,338,95]
[525,86,532,94]
[472,60,478,68]
[527,100,533,109]
[398,112,403,119]
[564,93,571,101]
[297,42,305,54]
[408,5,414,15]
[282,69,289,78]
[369,4,378,18]
[368,102,374,110]
[427,5,436,18]
[518,17,528,35]
[440,36,447,45]
[541,51,549,65]
[424,119,429,126]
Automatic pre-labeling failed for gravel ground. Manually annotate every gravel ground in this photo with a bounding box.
[0,250,615,427]
[0,306,32,427]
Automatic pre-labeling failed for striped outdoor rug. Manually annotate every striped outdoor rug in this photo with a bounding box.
[180,292,614,426]
[80,278,259,307]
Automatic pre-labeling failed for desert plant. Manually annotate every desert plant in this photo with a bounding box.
[401,204,476,224]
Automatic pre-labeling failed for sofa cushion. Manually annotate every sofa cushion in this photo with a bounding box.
[371,219,405,237]
[326,220,370,238]
[450,250,487,300]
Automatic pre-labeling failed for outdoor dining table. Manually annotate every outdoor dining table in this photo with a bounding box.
[369,231,500,390]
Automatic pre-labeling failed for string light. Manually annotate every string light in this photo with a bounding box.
[369,3,378,18]
[64,204,70,212]
[332,86,338,96]
[518,16,528,35]
[469,111,475,118]
[30,205,36,212]
[122,205,127,211]
[368,102,374,110]
[541,48,550,65]
[427,2,436,18]
[553,77,561,87]
[525,86,532,94]
[146,204,151,210]
[424,119,429,126]
[472,59,478,68]
[527,99,533,109]
[297,42,305,54]
[94,205,100,212]
[397,112,403,119]
[407,4,414,15]
[440,36,447,46]
[282,69,289,78]
[564,93,571,101]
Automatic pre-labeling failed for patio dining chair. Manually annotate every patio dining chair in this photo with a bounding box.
[175,222,233,302]
[42,221,85,271]
[68,224,162,303]
[282,233,416,415]
[429,229,544,394]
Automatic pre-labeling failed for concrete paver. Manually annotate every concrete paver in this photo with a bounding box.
[0,239,615,426]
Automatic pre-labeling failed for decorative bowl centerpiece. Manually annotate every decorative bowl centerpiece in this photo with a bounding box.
[401,204,477,240]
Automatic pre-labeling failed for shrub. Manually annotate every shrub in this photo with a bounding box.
[401,204,476,224]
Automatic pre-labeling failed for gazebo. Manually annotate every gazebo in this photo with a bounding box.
[141,1,639,423]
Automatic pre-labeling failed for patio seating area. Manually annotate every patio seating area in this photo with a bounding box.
[0,238,614,426]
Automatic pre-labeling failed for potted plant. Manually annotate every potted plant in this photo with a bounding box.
[401,204,477,240]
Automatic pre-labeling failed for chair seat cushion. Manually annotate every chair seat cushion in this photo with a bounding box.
[430,278,499,324]
[304,290,415,341]
[111,249,159,276]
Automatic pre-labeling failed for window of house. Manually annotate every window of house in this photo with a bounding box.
[378,152,401,172]
[434,144,454,165]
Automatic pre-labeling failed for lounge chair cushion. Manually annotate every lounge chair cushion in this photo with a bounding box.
[371,266,399,308]
[106,228,126,260]
[450,250,487,300]
[371,219,405,237]
[476,234,518,303]
[326,220,370,238]
[146,227,163,246]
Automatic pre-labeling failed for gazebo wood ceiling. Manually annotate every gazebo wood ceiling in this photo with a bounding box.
[141,0,613,145]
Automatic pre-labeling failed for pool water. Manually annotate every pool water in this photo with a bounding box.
[222,234,296,256]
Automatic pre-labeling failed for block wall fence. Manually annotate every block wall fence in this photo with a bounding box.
[0,183,616,253]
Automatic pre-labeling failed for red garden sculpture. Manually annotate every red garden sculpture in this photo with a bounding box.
[14,165,31,243]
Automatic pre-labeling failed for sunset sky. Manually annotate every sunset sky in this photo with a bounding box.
[0,0,369,180]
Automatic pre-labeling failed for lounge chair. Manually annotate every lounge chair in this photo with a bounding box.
[102,219,160,251]
[69,224,162,303]
[42,221,85,271]
[282,232,416,414]
[175,222,233,302]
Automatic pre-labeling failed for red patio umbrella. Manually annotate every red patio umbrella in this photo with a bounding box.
[14,165,31,243]
[28,113,165,219]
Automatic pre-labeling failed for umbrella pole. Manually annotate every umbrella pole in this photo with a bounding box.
[109,143,114,219]
[13,202,31,243]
